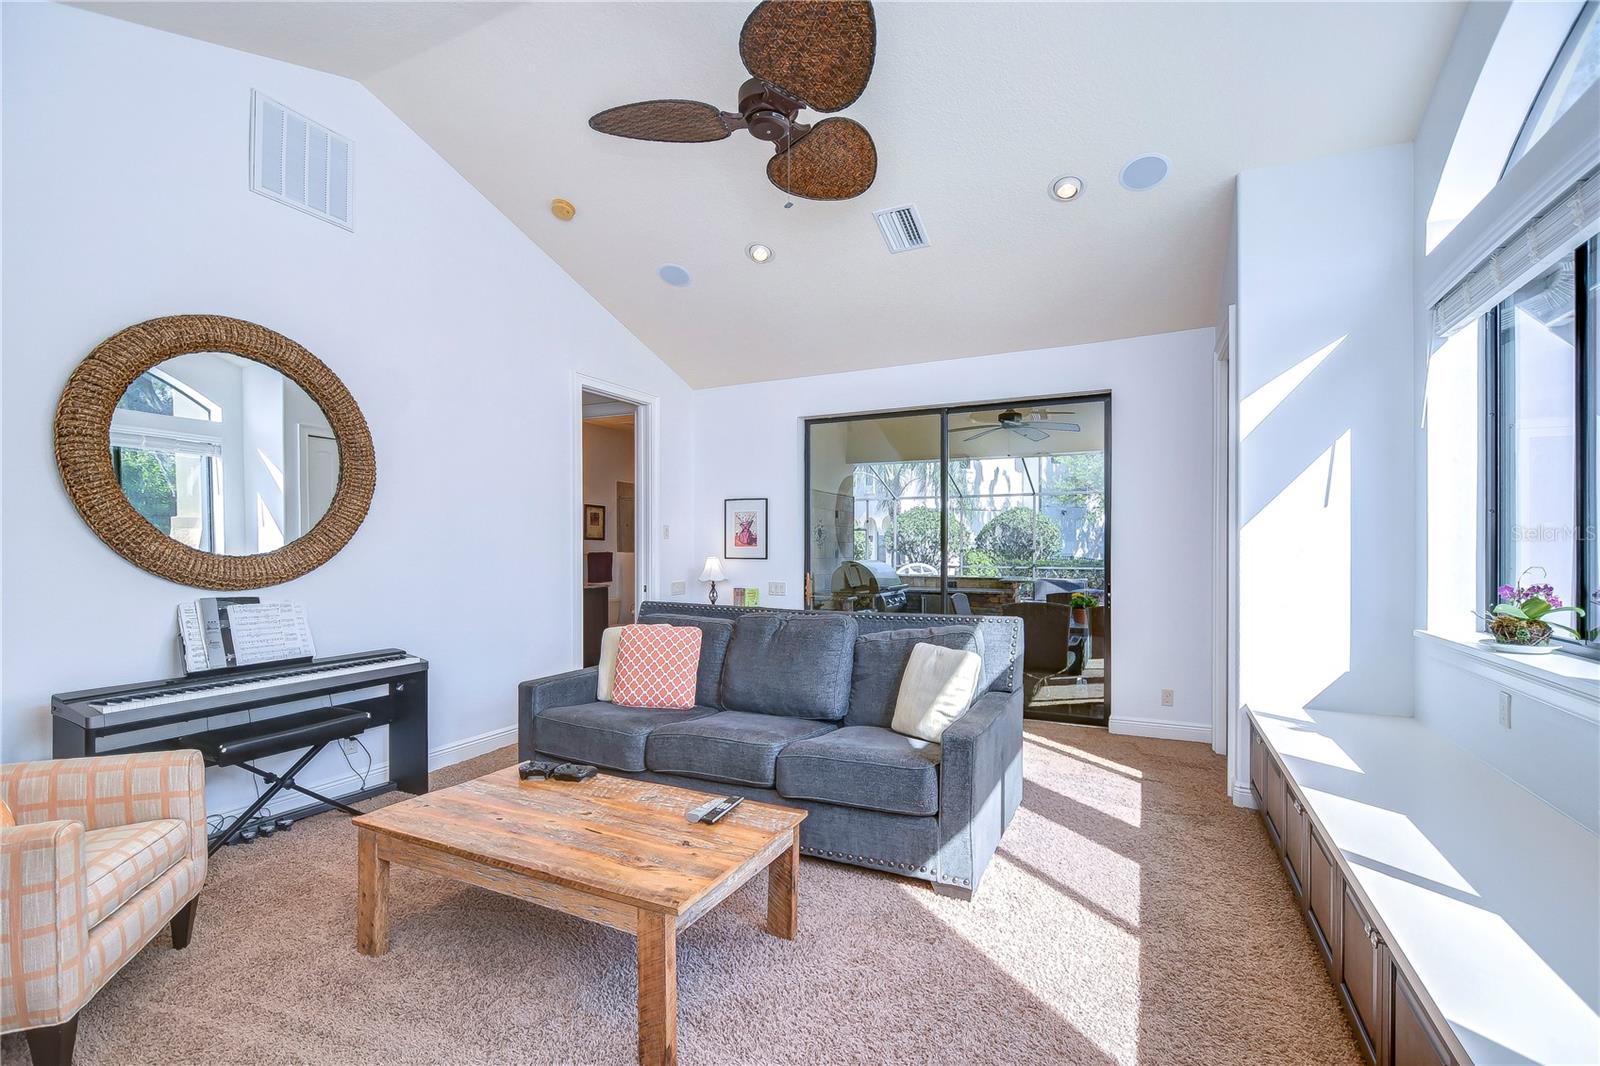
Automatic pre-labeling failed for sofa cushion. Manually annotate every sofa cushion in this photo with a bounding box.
[646,710,835,787]
[636,612,735,708]
[536,701,718,771]
[720,613,858,720]
[775,726,941,817]
[892,642,983,742]
[611,624,701,709]
[846,625,985,728]
[596,626,622,701]
[82,818,188,928]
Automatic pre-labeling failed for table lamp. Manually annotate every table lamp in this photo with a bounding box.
[699,556,727,604]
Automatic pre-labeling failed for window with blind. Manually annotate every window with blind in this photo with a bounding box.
[1484,237,1598,651]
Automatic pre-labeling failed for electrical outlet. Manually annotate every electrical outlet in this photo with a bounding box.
[670,580,687,596]
[769,581,787,597]
[663,524,670,539]
[340,738,361,755]
[1498,691,1512,729]
[1160,689,1175,707]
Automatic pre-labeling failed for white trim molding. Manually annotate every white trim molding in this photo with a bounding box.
[1415,629,1600,724]
[1109,715,1213,743]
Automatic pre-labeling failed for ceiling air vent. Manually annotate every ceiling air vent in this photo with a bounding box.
[250,90,352,231]
[874,204,929,254]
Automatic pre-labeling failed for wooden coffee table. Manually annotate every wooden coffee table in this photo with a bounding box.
[351,768,807,1065]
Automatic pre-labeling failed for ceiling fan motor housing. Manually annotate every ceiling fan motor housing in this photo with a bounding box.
[739,77,804,144]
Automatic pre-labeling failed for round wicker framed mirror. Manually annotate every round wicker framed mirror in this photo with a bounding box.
[54,315,376,589]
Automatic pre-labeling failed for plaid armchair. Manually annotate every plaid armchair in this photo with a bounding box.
[1,751,207,1066]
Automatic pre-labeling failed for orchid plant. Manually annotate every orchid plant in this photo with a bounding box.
[1486,569,1587,643]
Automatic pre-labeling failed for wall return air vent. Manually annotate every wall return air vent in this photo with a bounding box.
[250,91,352,231]
[874,204,929,254]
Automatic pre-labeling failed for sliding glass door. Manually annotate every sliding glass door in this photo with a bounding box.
[804,394,1111,722]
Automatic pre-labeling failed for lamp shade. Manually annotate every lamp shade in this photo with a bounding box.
[699,556,727,583]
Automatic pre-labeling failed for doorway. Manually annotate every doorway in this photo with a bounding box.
[580,388,641,667]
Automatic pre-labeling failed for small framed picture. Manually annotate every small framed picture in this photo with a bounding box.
[583,504,606,541]
[724,497,768,560]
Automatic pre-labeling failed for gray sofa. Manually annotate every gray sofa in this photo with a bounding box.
[518,602,1024,898]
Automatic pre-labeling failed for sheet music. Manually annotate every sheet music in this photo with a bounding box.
[176,603,210,673]
[220,602,316,666]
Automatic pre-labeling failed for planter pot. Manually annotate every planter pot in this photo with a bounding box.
[1071,607,1089,626]
[1487,615,1552,648]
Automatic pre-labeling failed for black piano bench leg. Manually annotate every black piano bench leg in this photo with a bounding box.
[24,1015,79,1066]
[170,896,199,950]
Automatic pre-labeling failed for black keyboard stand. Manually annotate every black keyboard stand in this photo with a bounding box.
[180,707,375,854]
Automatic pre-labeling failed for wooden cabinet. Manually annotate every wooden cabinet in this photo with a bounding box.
[1306,826,1339,971]
[1339,883,1383,1064]
[1250,723,1266,800]
[1283,790,1309,899]
[1263,753,1286,846]
[1248,714,1462,1066]
[1390,965,1454,1066]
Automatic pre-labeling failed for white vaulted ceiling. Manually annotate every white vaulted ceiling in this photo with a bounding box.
[80,1,1464,387]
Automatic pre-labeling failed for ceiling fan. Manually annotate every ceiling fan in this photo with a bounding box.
[587,1,878,201]
[959,409,1082,444]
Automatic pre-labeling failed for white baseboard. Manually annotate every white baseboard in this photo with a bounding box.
[1230,782,1257,809]
[1108,715,1213,743]
[209,723,518,825]
[427,723,519,772]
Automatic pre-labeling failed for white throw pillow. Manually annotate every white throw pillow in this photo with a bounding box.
[596,626,624,701]
[891,641,983,742]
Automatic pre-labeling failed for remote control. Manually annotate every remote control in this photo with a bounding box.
[702,796,744,824]
[518,759,561,781]
[686,797,722,823]
[551,763,597,782]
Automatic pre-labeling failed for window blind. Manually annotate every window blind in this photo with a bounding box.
[1431,169,1600,339]
[110,426,224,459]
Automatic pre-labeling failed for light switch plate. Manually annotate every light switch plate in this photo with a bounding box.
[670,580,687,596]
[769,582,787,596]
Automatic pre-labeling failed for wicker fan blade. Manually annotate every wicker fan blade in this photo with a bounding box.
[1018,428,1050,443]
[741,1,875,113]
[962,427,1004,442]
[767,118,876,200]
[588,100,733,143]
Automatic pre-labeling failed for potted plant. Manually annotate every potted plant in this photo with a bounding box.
[1068,591,1098,626]
[1482,570,1586,654]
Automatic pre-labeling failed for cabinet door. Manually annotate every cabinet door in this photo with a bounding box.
[1306,826,1339,971]
[1263,755,1286,846]
[1391,965,1453,1066]
[1339,884,1384,1064]
[1283,789,1309,899]
[1250,723,1266,799]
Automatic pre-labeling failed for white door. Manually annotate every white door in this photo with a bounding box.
[300,429,339,533]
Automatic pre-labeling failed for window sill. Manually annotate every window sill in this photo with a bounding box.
[1415,629,1600,724]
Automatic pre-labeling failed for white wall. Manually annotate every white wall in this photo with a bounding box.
[690,329,1217,741]
[0,5,699,816]
[1229,143,1418,794]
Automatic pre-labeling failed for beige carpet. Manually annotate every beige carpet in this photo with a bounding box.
[3,725,1360,1065]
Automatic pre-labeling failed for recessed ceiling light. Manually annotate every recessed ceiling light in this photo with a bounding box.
[746,243,773,263]
[658,264,691,287]
[1049,175,1083,202]
[1120,153,1171,192]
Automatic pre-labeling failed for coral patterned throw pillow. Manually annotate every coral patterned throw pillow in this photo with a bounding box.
[610,624,703,710]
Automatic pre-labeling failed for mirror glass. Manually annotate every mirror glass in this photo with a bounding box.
[109,353,339,555]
